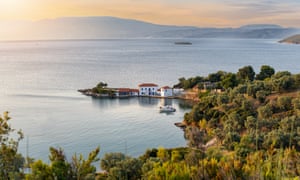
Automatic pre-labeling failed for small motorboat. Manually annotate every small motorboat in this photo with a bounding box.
[159,105,176,113]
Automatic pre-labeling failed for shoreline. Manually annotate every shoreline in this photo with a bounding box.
[78,88,197,101]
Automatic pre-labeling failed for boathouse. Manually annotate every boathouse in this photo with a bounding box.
[116,88,139,97]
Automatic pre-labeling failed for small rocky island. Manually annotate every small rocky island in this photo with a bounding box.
[279,34,300,44]
[78,82,184,98]
[174,42,192,45]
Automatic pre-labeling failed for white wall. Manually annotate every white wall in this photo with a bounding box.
[161,88,173,97]
[139,86,158,96]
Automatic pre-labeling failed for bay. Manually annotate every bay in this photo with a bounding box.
[0,38,299,164]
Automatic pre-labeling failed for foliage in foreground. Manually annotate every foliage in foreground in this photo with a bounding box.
[0,112,24,180]
[26,146,100,180]
[0,112,100,180]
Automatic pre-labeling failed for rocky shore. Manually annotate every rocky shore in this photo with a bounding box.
[78,89,114,97]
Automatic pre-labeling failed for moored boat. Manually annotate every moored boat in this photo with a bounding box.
[159,105,176,113]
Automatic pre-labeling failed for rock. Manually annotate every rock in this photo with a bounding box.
[174,122,187,129]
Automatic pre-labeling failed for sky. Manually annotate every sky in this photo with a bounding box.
[0,0,300,27]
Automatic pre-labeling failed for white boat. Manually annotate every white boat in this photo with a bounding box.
[159,105,176,113]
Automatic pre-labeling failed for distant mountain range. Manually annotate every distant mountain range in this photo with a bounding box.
[0,16,299,41]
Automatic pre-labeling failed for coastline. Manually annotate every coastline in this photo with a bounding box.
[78,88,197,101]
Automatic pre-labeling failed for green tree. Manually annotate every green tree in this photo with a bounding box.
[71,147,100,180]
[26,160,52,180]
[184,126,206,149]
[256,90,267,103]
[276,96,292,111]
[256,65,275,80]
[157,147,170,162]
[207,71,226,83]
[48,147,72,180]
[173,77,186,88]
[272,75,295,92]
[0,111,25,180]
[221,73,238,89]
[272,71,291,79]
[100,152,126,171]
[292,73,300,89]
[141,157,161,179]
[27,147,100,180]
[97,82,108,88]
[101,152,142,180]
[171,150,182,162]
[257,104,273,119]
[237,65,255,82]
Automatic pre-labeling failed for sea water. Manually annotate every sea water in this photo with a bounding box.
[0,38,299,164]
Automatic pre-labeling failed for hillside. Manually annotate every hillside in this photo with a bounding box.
[153,24,298,39]
[279,34,300,44]
[0,16,298,40]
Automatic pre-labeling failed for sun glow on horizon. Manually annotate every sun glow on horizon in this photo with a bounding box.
[0,0,300,28]
[0,0,28,19]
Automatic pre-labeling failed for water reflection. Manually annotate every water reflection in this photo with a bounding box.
[138,97,160,107]
[90,96,193,114]
[91,97,119,108]
[160,98,173,106]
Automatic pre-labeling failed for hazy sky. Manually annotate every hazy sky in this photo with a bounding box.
[0,0,300,27]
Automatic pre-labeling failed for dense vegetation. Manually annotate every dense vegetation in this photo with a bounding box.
[0,112,24,179]
[96,65,300,179]
[1,65,300,179]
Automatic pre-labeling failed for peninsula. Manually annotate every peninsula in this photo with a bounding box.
[279,34,300,44]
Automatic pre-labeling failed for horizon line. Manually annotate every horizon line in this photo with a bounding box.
[0,15,295,29]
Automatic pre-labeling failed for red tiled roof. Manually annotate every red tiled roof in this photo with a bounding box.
[138,83,158,87]
[161,86,172,89]
[118,88,130,92]
[130,89,139,93]
[118,88,139,93]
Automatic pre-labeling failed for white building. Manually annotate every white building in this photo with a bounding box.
[116,88,139,97]
[138,83,158,96]
[173,88,184,96]
[160,86,173,97]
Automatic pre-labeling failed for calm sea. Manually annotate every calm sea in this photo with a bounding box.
[0,38,299,164]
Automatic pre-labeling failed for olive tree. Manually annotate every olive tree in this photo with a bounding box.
[27,147,100,180]
[100,152,143,180]
[0,112,25,179]
[256,65,275,80]
[237,65,255,82]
